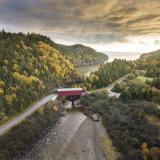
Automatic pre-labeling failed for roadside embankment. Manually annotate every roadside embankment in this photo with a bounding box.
[0,94,58,136]
[0,101,63,160]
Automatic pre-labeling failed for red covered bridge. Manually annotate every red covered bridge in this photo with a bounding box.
[56,88,85,107]
[57,88,84,97]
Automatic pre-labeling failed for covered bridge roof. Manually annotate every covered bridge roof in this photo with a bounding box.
[57,88,84,96]
[57,88,83,92]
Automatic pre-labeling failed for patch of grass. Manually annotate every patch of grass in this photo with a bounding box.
[100,135,122,160]
[146,114,160,127]
[135,76,153,83]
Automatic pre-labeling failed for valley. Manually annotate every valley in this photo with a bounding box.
[1,1,160,160]
[0,31,160,160]
[21,73,128,160]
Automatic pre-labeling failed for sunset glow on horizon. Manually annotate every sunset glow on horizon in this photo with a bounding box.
[1,0,160,54]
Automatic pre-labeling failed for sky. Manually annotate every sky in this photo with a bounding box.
[0,0,160,54]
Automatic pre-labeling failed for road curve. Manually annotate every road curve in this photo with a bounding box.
[90,73,131,93]
[0,94,58,136]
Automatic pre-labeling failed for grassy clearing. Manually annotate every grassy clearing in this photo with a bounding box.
[135,76,153,83]
[100,136,122,160]
[100,129,122,160]
[146,114,160,127]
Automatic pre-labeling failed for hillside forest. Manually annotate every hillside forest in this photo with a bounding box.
[0,30,108,121]
[84,59,135,90]
[0,31,81,121]
[56,44,108,66]
[81,50,160,160]
[0,30,160,160]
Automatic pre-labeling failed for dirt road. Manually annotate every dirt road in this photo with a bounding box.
[0,73,130,136]
[0,94,58,136]
[90,73,131,93]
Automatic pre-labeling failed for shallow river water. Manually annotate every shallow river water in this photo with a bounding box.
[22,110,86,160]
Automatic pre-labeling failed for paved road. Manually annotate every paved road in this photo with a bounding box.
[0,94,58,136]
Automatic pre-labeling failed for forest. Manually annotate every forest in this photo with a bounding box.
[80,52,160,160]
[0,30,82,121]
[55,44,108,67]
[85,59,135,90]
[80,93,160,160]
[0,29,160,160]
[112,51,160,103]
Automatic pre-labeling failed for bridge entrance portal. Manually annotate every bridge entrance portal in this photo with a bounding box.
[57,88,85,108]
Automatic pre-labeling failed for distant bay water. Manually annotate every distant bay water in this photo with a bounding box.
[104,51,142,62]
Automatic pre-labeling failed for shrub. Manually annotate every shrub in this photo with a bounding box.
[0,101,63,160]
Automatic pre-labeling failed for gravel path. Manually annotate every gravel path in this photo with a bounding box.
[0,94,57,136]
[22,112,107,160]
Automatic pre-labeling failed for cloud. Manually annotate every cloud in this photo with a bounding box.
[154,40,160,45]
[0,0,160,44]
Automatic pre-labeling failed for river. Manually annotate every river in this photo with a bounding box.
[21,102,106,160]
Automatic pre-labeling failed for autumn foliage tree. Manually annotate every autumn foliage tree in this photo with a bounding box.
[0,31,80,119]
